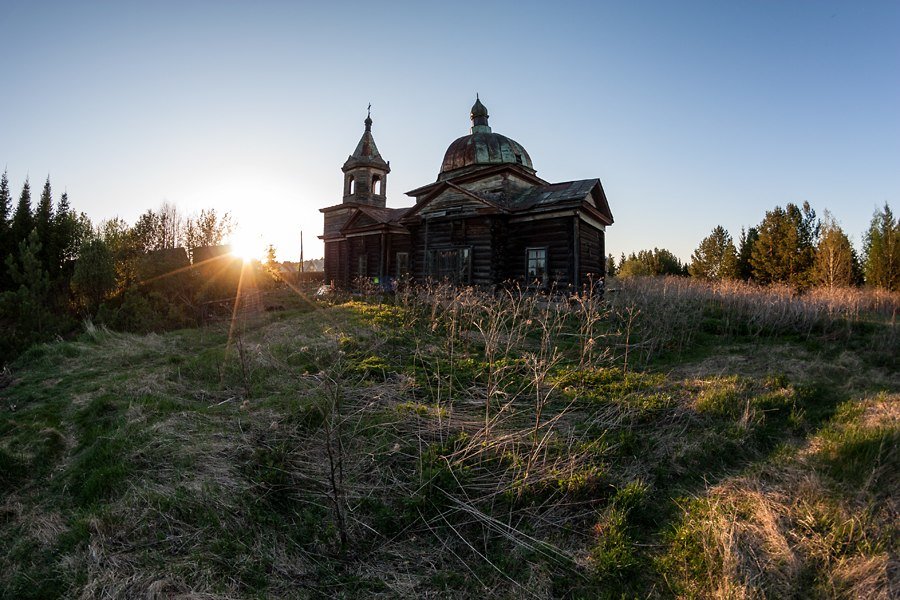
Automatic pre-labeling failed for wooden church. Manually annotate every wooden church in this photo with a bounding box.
[320,98,613,290]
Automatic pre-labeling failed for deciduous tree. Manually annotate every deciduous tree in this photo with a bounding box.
[185,208,234,261]
[618,248,686,277]
[0,171,12,289]
[813,212,859,289]
[72,238,117,315]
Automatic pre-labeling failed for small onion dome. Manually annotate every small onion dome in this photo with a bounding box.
[471,96,489,121]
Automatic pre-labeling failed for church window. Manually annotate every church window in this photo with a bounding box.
[348,175,355,195]
[373,175,382,195]
[515,153,523,165]
[357,255,367,278]
[526,247,548,285]
[396,252,409,277]
[427,247,471,284]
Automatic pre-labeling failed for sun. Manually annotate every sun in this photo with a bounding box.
[230,231,263,262]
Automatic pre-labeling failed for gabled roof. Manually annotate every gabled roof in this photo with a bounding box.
[399,181,506,222]
[406,162,547,199]
[506,179,613,224]
[341,205,411,233]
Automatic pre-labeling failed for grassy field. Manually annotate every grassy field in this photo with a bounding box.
[1,278,897,598]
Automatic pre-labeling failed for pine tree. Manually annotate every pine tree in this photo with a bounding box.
[0,230,55,357]
[863,203,899,291]
[35,177,55,274]
[10,179,33,248]
[750,203,818,286]
[813,212,857,289]
[689,225,738,280]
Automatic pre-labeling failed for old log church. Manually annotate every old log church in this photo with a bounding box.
[321,98,613,289]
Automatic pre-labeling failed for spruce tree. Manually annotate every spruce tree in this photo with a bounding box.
[10,179,33,249]
[54,192,77,271]
[736,227,758,280]
[35,177,55,275]
[863,203,899,291]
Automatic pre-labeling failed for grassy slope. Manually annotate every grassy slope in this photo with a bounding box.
[0,286,897,599]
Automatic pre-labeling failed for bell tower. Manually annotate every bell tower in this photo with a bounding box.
[342,106,390,208]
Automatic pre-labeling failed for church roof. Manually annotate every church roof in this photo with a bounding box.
[354,205,409,224]
[509,179,614,224]
[509,179,599,210]
[343,110,389,172]
[438,97,534,179]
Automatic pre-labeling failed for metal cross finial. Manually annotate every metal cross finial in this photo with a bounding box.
[367,103,371,118]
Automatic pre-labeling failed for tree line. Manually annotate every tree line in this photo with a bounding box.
[609,201,898,291]
[0,172,239,362]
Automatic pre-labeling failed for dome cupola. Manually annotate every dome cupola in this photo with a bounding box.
[439,97,534,180]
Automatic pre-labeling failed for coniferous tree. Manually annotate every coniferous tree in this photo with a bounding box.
[54,192,75,268]
[0,230,55,358]
[10,179,33,248]
[750,202,818,287]
[736,226,758,280]
[605,254,617,277]
[863,203,899,291]
[35,177,55,274]
[689,225,738,280]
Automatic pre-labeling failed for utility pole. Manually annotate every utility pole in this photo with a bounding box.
[300,230,304,273]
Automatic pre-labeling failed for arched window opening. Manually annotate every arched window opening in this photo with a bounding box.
[348,175,355,195]
[373,175,382,195]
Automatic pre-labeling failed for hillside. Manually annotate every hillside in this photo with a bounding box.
[1,280,897,598]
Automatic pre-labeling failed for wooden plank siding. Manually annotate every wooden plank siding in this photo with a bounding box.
[578,223,606,284]
[504,216,574,287]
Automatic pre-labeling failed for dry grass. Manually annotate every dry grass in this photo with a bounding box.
[663,393,898,599]
[1,279,897,598]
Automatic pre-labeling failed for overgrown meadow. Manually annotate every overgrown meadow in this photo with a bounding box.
[1,277,897,598]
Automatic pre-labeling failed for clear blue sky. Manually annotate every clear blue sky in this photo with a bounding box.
[1,0,897,261]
